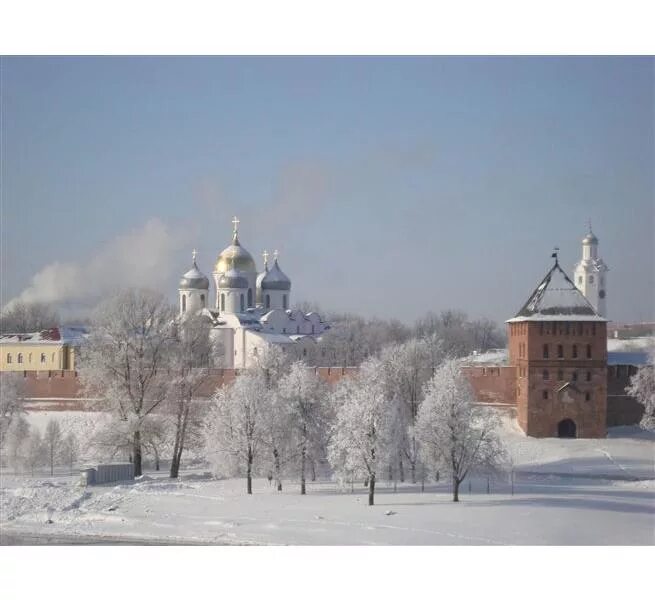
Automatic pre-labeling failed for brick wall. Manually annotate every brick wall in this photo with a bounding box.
[461,366,517,406]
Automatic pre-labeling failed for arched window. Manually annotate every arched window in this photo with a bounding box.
[311,324,315,334]
[17,353,23,364]
[6,353,12,364]
[247,288,253,307]
[41,353,46,363]
[265,294,270,309]
[240,294,245,312]
[543,344,549,359]
[182,294,186,312]
[543,369,549,380]
[557,344,563,358]
[586,344,592,359]
[572,344,578,358]
[220,293,225,312]
[28,353,32,363]
[200,294,205,308]
[283,295,288,310]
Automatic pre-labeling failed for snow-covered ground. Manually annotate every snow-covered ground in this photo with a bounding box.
[2,419,653,545]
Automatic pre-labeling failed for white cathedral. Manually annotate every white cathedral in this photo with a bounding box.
[177,217,329,368]
[573,225,609,318]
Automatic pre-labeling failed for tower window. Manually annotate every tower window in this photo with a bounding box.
[220,293,225,312]
[543,344,549,359]
[247,288,253,307]
[283,295,288,310]
[297,325,300,334]
[240,294,245,312]
[557,344,563,358]
[572,344,578,358]
[200,294,205,308]
[17,353,23,364]
[265,294,270,309]
[6,353,11,364]
[586,344,592,359]
[543,369,549,380]
[182,294,186,312]
[543,390,549,400]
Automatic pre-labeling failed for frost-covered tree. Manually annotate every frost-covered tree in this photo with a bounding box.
[79,288,176,477]
[25,430,46,476]
[380,337,444,484]
[61,431,79,473]
[169,314,213,478]
[417,359,506,502]
[626,350,655,431]
[0,300,59,333]
[205,368,270,494]
[278,361,328,494]
[0,373,26,453]
[44,419,63,476]
[328,357,393,505]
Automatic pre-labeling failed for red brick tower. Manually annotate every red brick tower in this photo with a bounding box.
[506,254,607,438]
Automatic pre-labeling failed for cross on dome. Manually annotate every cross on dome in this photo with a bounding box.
[274,249,279,262]
[232,216,240,235]
[262,250,269,267]
[192,248,197,263]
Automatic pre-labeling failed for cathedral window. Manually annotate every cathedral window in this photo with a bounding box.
[542,344,549,359]
[17,353,23,364]
[220,294,225,312]
[543,369,549,380]
[182,295,186,312]
[265,294,270,309]
[586,344,592,359]
[6,353,11,364]
[247,288,253,307]
[41,353,46,363]
[572,344,578,358]
[240,294,245,312]
[283,295,288,310]
[200,294,205,308]
[297,326,300,334]
[312,324,315,334]
[557,344,563,358]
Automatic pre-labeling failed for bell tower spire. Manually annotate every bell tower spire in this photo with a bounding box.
[574,224,609,317]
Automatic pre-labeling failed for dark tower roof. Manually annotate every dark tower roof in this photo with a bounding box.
[507,259,606,323]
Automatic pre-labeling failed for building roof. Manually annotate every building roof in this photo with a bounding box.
[0,327,88,346]
[507,260,606,323]
[261,259,291,291]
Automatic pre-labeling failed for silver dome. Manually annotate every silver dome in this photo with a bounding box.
[218,268,248,289]
[179,262,209,290]
[582,232,598,244]
[261,260,291,291]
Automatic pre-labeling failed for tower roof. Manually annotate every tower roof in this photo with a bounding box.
[507,260,606,323]
[179,250,209,290]
[261,253,291,291]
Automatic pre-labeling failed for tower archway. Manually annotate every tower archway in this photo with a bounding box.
[557,419,577,438]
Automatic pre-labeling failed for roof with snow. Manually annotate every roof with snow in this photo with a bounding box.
[0,327,88,346]
[507,260,606,323]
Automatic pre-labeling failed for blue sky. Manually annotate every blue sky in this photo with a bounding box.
[2,56,653,323]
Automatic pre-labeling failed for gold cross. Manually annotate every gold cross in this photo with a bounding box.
[232,216,240,235]
[262,250,269,267]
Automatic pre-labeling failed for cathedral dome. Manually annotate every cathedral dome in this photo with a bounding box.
[261,259,291,291]
[214,234,257,274]
[582,231,598,245]
[219,268,248,289]
[179,253,209,290]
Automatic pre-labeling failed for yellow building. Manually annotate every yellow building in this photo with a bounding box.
[0,327,85,372]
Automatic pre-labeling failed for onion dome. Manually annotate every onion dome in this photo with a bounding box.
[218,268,248,289]
[261,253,291,291]
[179,250,209,290]
[214,217,257,274]
[582,231,598,245]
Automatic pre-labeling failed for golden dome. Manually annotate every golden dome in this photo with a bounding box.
[213,234,257,274]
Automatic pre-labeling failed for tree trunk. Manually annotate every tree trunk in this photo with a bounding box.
[300,444,306,495]
[410,461,416,484]
[310,459,316,482]
[50,447,54,476]
[453,476,460,502]
[399,456,404,482]
[133,430,142,477]
[368,472,376,506]
[154,446,160,471]
[273,447,282,491]
[247,447,253,495]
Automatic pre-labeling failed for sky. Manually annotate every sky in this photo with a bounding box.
[1,56,653,325]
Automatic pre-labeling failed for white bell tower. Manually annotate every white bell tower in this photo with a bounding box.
[573,224,609,317]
